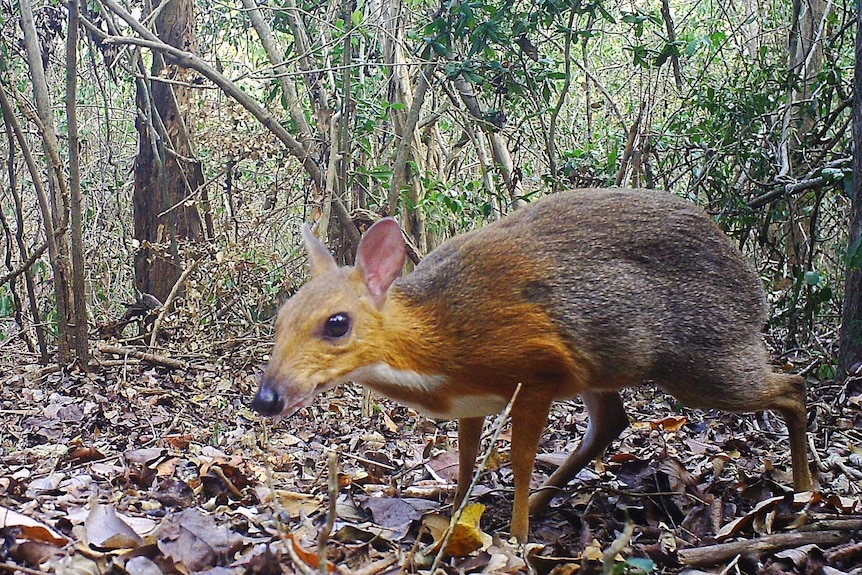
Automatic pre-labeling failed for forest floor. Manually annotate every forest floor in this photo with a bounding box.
[1,337,861,575]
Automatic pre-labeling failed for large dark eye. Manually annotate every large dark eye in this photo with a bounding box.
[323,313,351,339]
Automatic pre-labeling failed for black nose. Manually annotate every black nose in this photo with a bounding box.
[252,383,285,416]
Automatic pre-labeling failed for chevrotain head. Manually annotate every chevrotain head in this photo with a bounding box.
[252,218,407,416]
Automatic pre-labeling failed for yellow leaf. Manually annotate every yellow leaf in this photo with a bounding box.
[382,412,398,433]
[422,503,491,558]
[582,539,604,561]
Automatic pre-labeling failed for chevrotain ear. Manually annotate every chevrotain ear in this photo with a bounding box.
[302,223,338,277]
[356,218,406,304]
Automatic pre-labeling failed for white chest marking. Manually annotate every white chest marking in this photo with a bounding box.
[430,394,509,419]
[343,363,509,420]
[345,363,446,393]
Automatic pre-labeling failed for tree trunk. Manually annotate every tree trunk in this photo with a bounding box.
[133,0,204,302]
[381,0,431,251]
[66,0,90,365]
[19,0,84,364]
[837,6,862,374]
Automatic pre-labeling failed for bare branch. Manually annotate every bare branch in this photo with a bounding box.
[97,0,363,249]
[98,0,321,187]
[0,241,48,286]
[388,62,437,215]
[241,0,315,142]
[747,157,851,208]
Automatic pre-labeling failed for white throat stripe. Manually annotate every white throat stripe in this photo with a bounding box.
[345,363,447,392]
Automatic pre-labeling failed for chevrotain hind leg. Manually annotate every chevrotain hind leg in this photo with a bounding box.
[455,417,485,507]
[529,391,628,516]
[767,372,812,491]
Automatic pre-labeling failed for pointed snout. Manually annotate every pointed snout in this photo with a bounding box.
[252,378,285,416]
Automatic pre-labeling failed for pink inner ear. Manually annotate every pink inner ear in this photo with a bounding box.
[356,218,406,300]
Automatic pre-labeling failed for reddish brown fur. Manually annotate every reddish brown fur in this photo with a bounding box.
[254,189,812,543]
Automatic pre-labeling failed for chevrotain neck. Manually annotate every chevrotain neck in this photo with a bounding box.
[378,286,454,376]
[378,269,596,406]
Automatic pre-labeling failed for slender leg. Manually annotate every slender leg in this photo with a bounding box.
[529,391,628,516]
[510,396,553,543]
[455,417,485,506]
[767,373,812,491]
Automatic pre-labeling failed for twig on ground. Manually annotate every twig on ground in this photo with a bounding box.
[603,521,634,575]
[348,555,398,575]
[0,562,49,575]
[95,359,142,368]
[809,434,826,473]
[400,521,426,575]
[678,529,850,566]
[717,553,740,575]
[27,364,62,382]
[324,445,398,471]
[319,450,340,575]
[97,343,191,370]
[429,383,522,573]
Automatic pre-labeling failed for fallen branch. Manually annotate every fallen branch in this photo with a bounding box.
[362,483,458,500]
[825,541,862,566]
[96,343,191,370]
[800,517,862,531]
[678,530,849,566]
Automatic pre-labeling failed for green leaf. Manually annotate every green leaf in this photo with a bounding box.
[626,556,656,573]
[384,102,407,111]
[628,45,652,68]
[655,42,679,67]
[362,167,395,183]
[0,293,12,317]
[444,62,464,79]
[430,38,450,57]
[818,361,837,380]
[596,3,616,23]
[622,13,646,24]
[803,270,821,286]
[709,30,727,46]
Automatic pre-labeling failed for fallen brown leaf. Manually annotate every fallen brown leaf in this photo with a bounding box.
[0,505,69,546]
[83,501,144,550]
